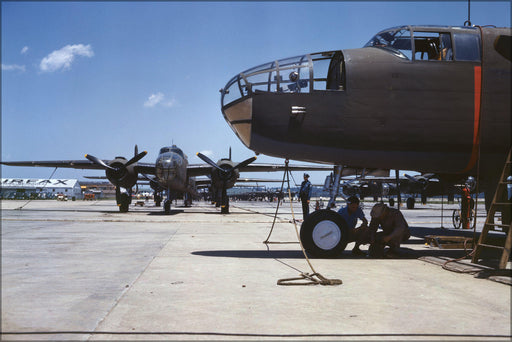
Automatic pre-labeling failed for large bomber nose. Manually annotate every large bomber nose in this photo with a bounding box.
[220,51,344,150]
[156,154,179,181]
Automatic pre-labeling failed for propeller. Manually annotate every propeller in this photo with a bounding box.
[85,146,147,189]
[85,154,116,171]
[126,150,148,166]
[196,152,226,173]
[196,152,257,177]
[85,149,147,171]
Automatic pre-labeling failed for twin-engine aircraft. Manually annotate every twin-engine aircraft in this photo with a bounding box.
[220,24,511,256]
[340,173,459,209]
[1,144,339,214]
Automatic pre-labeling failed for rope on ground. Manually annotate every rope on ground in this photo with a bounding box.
[441,239,479,274]
[15,167,58,210]
[265,160,342,286]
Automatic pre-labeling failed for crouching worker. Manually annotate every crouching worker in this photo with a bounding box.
[368,203,411,258]
[337,196,371,256]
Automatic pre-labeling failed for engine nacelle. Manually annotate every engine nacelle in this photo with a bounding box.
[211,159,240,189]
[105,157,138,189]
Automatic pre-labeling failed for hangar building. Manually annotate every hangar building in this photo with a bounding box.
[0,178,83,200]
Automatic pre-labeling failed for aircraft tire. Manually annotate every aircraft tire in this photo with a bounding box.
[389,198,395,207]
[406,197,415,209]
[300,209,349,258]
[118,193,130,213]
[164,200,171,215]
[452,209,462,229]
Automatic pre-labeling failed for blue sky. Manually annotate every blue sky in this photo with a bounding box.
[1,1,510,186]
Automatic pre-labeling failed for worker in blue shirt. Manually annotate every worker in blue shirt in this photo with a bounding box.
[299,173,312,219]
[337,195,369,255]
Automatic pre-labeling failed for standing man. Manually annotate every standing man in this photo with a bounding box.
[461,181,472,229]
[299,173,312,220]
[337,196,369,255]
[368,203,410,258]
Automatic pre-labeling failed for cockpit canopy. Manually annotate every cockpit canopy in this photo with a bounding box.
[159,145,186,159]
[221,50,345,109]
[364,25,481,62]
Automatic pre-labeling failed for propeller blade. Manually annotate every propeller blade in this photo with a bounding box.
[85,154,116,171]
[135,144,139,157]
[232,156,257,171]
[197,152,226,173]
[126,151,147,166]
[404,174,418,182]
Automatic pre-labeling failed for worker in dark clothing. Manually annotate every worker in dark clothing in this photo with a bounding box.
[368,203,410,258]
[299,173,312,220]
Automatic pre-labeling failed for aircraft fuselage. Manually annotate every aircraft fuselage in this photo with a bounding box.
[221,25,511,180]
[155,146,192,193]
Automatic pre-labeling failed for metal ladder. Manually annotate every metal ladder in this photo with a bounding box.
[471,148,512,269]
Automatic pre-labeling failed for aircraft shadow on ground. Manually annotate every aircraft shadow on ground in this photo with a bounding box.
[191,247,471,260]
[147,209,185,216]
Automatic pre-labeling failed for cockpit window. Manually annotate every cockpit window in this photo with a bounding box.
[453,32,481,61]
[364,27,412,60]
[413,31,453,61]
[159,146,185,159]
[221,50,345,108]
[170,146,184,158]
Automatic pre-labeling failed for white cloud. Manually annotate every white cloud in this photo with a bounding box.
[2,64,26,72]
[39,44,94,72]
[144,92,165,107]
[144,92,176,108]
[20,46,29,54]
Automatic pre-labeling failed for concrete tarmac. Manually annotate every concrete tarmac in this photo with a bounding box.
[1,199,511,340]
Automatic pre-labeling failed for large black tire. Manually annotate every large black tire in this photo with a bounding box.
[300,209,349,258]
[164,200,171,215]
[406,197,415,209]
[389,198,395,207]
[118,193,130,213]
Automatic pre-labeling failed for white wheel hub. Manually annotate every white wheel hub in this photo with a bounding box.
[312,220,341,250]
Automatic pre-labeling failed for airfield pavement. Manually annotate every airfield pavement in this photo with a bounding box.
[1,198,511,341]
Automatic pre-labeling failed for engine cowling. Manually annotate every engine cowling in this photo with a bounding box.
[105,157,138,189]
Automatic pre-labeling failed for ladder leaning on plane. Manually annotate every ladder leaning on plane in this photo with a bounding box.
[472,148,512,270]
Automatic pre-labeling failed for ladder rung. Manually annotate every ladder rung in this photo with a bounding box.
[477,243,505,250]
[491,202,512,207]
[485,223,510,229]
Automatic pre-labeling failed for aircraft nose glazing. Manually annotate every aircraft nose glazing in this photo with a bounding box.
[220,50,345,149]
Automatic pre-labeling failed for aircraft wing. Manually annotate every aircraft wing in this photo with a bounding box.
[134,163,157,175]
[236,178,283,183]
[1,160,158,175]
[1,160,103,169]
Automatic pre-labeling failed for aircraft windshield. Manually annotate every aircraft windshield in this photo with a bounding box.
[364,27,412,60]
[221,51,344,108]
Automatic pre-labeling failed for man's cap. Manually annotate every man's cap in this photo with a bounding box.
[370,203,387,218]
[347,195,360,204]
[303,173,310,178]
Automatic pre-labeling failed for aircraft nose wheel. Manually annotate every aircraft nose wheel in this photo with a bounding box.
[164,200,171,215]
[118,193,130,213]
[300,210,349,258]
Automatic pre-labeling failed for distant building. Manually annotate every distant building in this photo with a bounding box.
[79,181,116,199]
[1,178,83,200]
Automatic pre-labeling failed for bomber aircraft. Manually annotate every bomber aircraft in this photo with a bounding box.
[340,173,460,209]
[1,144,339,214]
[220,24,511,256]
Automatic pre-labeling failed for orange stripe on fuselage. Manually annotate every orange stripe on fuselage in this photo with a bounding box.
[461,66,482,173]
